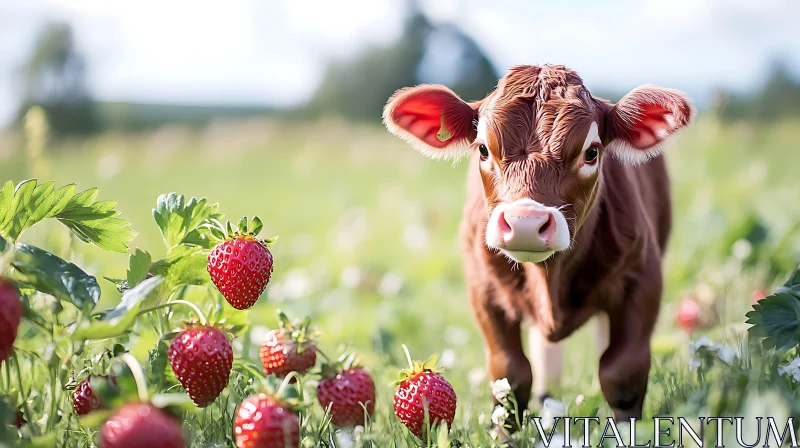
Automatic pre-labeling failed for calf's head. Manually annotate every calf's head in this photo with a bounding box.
[384,65,693,263]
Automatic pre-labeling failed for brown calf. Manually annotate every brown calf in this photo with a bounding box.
[383,65,693,421]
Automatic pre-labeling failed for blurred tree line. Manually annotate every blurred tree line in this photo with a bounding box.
[13,11,800,136]
[14,3,497,135]
[714,60,800,123]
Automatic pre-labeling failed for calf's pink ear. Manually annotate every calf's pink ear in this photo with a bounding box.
[605,86,695,164]
[383,85,479,159]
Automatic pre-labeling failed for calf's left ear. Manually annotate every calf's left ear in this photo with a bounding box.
[604,86,695,164]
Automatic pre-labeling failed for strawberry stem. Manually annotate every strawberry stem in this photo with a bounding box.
[119,353,149,402]
[136,300,207,325]
[276,371,301,397]
[402,344,414,371]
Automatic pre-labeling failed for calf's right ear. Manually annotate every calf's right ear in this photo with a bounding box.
[383,85,479,160]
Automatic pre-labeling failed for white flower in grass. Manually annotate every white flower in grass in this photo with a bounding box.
[335,430,353,448]
[714,343,737,365]
[440,349,455,369]
[491,405,509,425]
[478,412,487,425]
[540,398,566,430]
[491,378,512,403]
[689,336,738,369]
[468,368,486,390]
[575,394,585,406]
[778,357,800,382]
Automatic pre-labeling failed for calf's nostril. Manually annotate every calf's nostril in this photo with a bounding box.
[498,211,513,237]
[538,213,555,239]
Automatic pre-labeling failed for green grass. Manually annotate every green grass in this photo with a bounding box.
[0,113,799,446]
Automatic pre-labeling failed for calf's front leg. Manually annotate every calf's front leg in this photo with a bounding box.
[598,290,659,420]
[471,290,532,417]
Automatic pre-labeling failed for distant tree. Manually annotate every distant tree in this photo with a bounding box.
[717,60,800,123]
[304,2,498,121]
[16,22,98,136]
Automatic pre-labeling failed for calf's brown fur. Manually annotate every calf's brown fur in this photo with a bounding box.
[383,65,693,421]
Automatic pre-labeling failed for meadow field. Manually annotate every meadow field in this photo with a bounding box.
[0,112,799,447]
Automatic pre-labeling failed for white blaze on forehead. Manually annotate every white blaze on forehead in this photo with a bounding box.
[477,116,488,142]
[581,121,599,151]
[578,121,600,177]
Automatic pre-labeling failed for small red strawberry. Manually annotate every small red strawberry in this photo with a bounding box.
[168,323,233,407]
[260,311,317,379]
[73,378,103,415]
[207,217,275,310]
[676,296,702,333]
[14,410,25,428]
[393,350,457,440]
[317,354,376,427]
[234,393,300,448]
[0,279,23,363]
[101,403,185,448]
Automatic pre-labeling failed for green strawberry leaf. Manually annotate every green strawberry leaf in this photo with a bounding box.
[11,242,100,312]
[152,193,221,250]
[746,290,800,351]
[150,244,211,289]
[71,276,164,340]
[0,180,136,252]
[776,266,800,295]
[126,248,152,288]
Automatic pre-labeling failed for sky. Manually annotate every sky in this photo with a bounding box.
[0,0,799,126]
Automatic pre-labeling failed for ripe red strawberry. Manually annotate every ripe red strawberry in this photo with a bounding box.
[73,378,102,415]
[14,410,25,428]
[168,324,233,407]
[0,280,23,363]
[394,352,457,440]
[317,354,376,427]
[207,217,275,310]
[234,393,299,448]
[260,312,317,379]
[676,296,702,333]
[101,403,185,448]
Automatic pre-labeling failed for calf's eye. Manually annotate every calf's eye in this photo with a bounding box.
[478,144,489,160]
[584,146,599,164]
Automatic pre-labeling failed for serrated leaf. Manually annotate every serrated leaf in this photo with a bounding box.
[71,276,164,340]
[149,244,210,290]
[0,180,136,252]
[152,193,221,250]
[237,216,248,234]
[126,249,152,287]
[12,243,100,312]
[746,291,800,351]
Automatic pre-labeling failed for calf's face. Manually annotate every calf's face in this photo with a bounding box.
[384,65,693,263]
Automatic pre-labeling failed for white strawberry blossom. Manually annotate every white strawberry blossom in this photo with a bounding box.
[491,405,509,425]
[491,378,512,403]
[689,336,738,369]
[540,398,566,430]
[778,357,800,382]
